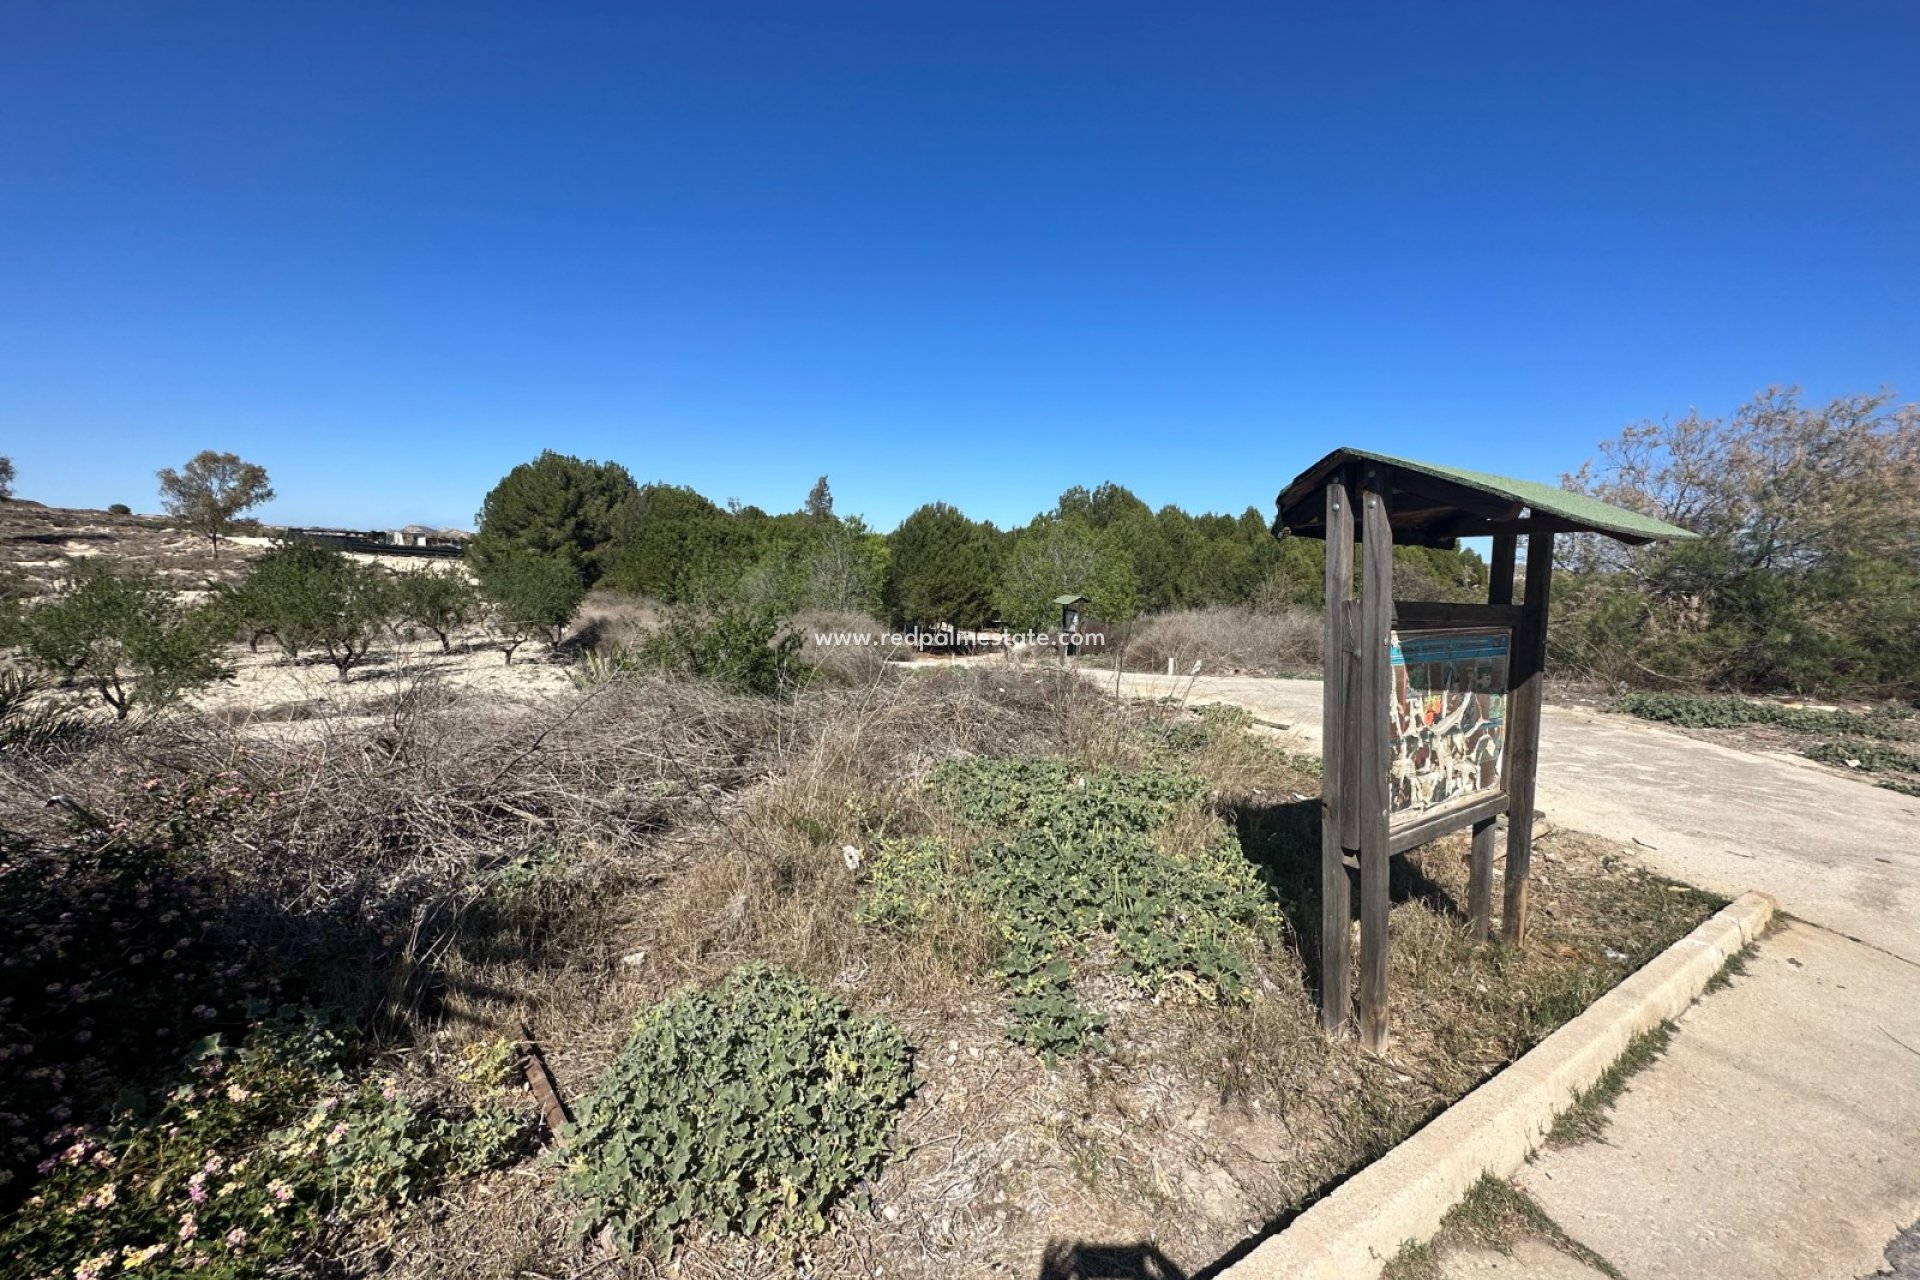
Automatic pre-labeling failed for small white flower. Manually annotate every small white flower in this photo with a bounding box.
[840,845,862,871]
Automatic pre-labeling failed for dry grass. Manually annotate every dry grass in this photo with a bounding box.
[568,588,661,652]
[792,607,911,681]
[1382,1174,1625,1280]
[1112,604,1323,676]
[0,657,1721,1280]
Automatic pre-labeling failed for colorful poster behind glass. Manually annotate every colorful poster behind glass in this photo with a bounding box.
[1388,627,1510,818]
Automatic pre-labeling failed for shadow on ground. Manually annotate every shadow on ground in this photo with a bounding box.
[1229,797,1464,1008]
[1038,1240,1189,1280]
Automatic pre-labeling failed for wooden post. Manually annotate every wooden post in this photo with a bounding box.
[1468,818,1497,941]
[1357,467,1394,1052]
[1469,533,1516,940]
[1501,531,1555,944]
[1318,477,1355,1033]
[1489,533,1516,607]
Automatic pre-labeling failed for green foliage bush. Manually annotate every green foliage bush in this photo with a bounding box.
[0,1019,526,1280]
[0,774,271,1190]
[0,769,529,1277]
[1800,740,1920,774]
[1612,692,1915,739]
[860,759,1281,1059]
[885,502,1000,628]
[995,518,1139,631]
[560,965,912,1258]
[467,450,639,584]
[1559,387,1920,697]
[225,544,394,677]
[853,837,953,930]
[626,600,806,696]
[18,559,230,716]
[600,484,744,600]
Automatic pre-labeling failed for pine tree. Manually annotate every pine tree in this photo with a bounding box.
[468,451,639,584]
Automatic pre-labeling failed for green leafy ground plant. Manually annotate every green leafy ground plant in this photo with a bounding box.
[862,758,1281,1059]
[560,965,913,1258]
[1612,692,1915,739]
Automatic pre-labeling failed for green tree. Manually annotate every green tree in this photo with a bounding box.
[392,566,481,652]
[232,543,395,677]
[156,451,274,558]
[478,555,585,664]
[995,518,1138,632]
[802,515,889,614]
[469,451,639,584]
[886,503,1000,629]
[636,601,806,696]
[602,484,750,600]
[19,559,230,718]
[214,541,327,653]
[0,456,14,501]
[805,475,834,522]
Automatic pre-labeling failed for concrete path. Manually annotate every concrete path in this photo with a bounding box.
[1085,670,1920,964]
[1514,920,1920,1280]
[1439,921,1920,1280]
[1082,670,1920,1279]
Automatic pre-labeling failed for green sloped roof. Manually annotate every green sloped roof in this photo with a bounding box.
[1276,447,1698,546]
[1052,593,1090,606]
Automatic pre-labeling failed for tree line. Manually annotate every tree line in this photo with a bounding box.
[10,382,1910,703]
[465,450,1489,632]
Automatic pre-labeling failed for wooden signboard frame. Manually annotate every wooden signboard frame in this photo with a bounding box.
[1318,463,1554,1050]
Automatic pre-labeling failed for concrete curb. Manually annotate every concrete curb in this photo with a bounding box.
[1222,890,1776,1280]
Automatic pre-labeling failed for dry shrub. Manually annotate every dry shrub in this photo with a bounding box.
[791,607,902,682]
[636,666,1125,1005]
[568,587,660,650]
[1117,604,1323,676]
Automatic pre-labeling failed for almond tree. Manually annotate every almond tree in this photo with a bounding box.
[19,559,230,718]
[478,555,584,664]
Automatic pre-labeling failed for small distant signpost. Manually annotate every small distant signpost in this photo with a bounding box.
[1055,594,1088,660]
[1273,448,1696,1051]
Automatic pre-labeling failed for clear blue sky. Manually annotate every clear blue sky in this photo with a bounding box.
[3,2,1915,531]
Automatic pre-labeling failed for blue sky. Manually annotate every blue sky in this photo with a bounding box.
[3,2,1915,531]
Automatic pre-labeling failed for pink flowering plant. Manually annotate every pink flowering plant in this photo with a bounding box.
[0,1021,529,1279]
[0,820,267,1192]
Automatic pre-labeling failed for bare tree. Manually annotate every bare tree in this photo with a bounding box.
[157,451,275,558]
[1564,386,1920,578]
[0,456,14,502]
[1559,386,1920,692]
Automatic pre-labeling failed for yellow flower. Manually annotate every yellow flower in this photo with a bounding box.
[119,1242,168,1268]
